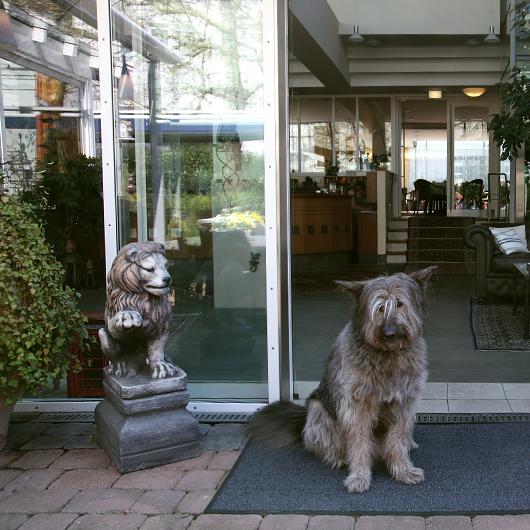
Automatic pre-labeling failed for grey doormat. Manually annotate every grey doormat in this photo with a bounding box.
[206,423,530,515]
[471,302,530,351]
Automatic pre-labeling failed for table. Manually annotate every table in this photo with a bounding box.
[512,262,530,339]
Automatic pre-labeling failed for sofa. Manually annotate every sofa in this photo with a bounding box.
[464,223,530,301]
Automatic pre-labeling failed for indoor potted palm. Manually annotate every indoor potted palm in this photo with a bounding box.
[0,194,88,450]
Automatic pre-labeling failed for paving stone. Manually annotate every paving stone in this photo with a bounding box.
[0,470,22,488]
[50,449,110,469]
[113,468,184,490]
[4,469,63,491]
[307,515,355,530]
[131,490,186,514]
[7,423,47,436]
[259,514,309,530]
[158,452,214,471]
[9,450,63,469]
[17,513,77,530]
[43,423,90,436]
[177,490,216,515]
[69,514,146,530]
[62,436,99,450]
[208,451,241,470]
[190,514,262,530]
[200,436,245,451]
[472,515,530,530]
[63,489,143,514]
[0,489,77,514]
[208,424,247,436]
[355,516,426,530]
[48,468,121,489]
[19,435,73,450]
[0,451,23,468]
[4,435,35,451]
[426,516,472,530]
[140,514,192,530]
[175,470,225,491]
[0,514,28,530]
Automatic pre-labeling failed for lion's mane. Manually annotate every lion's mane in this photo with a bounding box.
[105,242,171,338]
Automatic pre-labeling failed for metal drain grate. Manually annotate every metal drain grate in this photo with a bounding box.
[416,413,530,424]
[31,412,96,423]
[193,412,253,423]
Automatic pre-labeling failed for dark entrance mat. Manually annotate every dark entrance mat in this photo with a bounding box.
[206,423,530,515]
[471,302,530,351]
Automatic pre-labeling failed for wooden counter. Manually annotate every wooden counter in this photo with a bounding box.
[291,195,353,254]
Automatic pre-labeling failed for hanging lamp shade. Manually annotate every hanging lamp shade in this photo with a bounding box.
[484,25,500,43]
[463,87,486,97]
[118,55,134,100]
[0,1,16,49]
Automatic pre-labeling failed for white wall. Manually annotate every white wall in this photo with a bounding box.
[328,0,500,35]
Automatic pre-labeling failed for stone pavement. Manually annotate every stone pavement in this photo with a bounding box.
[0,414,529,530]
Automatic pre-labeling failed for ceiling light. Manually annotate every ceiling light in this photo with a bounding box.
[428,90,442,99]
[463,87,486,97]
[32,26,47,43]
[0,0,16,49]
[365,38,381,47]
[349,25,364,43]
[484,25,500,44]
[63,38,78,57]
[464,38,480,47]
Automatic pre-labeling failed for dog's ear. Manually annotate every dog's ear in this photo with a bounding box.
[408,266,437,287]
[334,280,366,297]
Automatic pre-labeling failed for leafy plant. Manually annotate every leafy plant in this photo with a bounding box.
[0,196,88,403]
[488,70,530,160]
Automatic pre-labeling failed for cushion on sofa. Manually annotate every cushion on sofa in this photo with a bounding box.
[489,225,528,255]
[490,252,530,273]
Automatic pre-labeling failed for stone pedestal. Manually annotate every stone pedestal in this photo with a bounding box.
[95,367,200,473]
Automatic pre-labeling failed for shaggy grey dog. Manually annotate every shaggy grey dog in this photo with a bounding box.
[249,267,436,493]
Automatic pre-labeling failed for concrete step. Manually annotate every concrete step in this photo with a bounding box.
[388,219,408,230]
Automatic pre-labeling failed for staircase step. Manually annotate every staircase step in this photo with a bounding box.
[387,253,407,264]
[388,231,408,241]
[387,242,407,252]
[407,249,476,262]
[408,226,469,239]
[408,216,474,228]
[389,219,408,230]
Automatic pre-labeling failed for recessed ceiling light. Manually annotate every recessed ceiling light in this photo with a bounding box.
[465,38,480,47]
[365,38,381,47]
[428,90,442,99]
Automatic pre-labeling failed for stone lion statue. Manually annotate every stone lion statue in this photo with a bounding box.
[98,242,178,379]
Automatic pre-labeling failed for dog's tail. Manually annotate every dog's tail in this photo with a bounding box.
[247,400,307,448]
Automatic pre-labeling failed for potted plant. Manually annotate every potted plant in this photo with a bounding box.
[0,195,88,450]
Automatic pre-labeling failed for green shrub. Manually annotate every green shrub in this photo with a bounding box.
[0,196,88,403]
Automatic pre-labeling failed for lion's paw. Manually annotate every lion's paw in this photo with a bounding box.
[149,360,178,379]
[344,472,371,493]
[115,310,143,330]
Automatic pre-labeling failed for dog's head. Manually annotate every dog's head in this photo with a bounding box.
[335,266,436,351]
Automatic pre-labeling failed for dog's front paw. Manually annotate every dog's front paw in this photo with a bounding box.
[344,472,371,493]
[393,465,425,485]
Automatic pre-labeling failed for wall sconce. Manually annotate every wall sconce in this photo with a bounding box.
[0,0,16,48]
[63,38,78,57]
[32,25,47,43]
[118,55,134,100]
[428,90,442,99]
[463,87,486,97]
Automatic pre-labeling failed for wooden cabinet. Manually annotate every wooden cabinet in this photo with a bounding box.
[356,211,378,255]
[291,195,353,255]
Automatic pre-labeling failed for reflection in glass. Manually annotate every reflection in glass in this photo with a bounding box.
[112,0,267,400]
[300,98,332,173]
[334,98,357,172]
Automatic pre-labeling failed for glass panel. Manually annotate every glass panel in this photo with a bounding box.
[334,98,357,172]
[290,97,300,174]
[112,0,267,401]
[300,98,332,174]
[2,1,103,399]
[453,106,489,210]
[358,98,391,171]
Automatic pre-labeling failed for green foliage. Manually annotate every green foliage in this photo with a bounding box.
[0,197,88,403]
[488,70,530,161]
